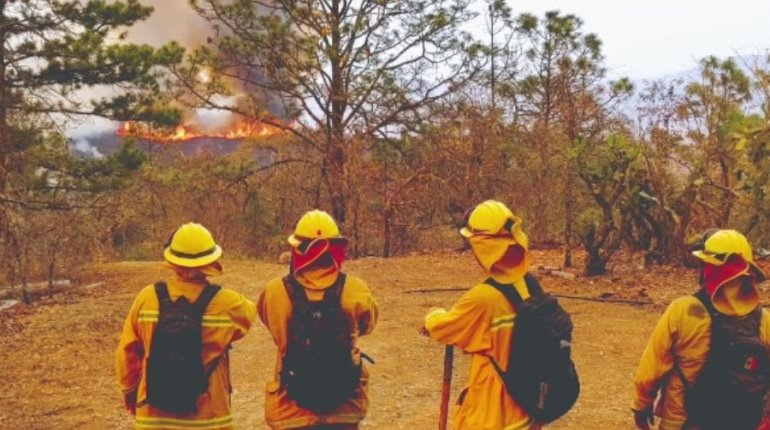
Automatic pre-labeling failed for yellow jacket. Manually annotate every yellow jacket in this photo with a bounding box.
[425,277,535,430]
[116,276,256,430]
[258,273,378,429]
[633,294,770,430]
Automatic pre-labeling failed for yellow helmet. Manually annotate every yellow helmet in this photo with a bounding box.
[288,209,341,247]
[693,229,766,281]
[460,200,529,249]
[693,229,756,266]
[164,222,223,268]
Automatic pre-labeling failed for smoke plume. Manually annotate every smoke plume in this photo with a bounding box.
[128,0,213,48]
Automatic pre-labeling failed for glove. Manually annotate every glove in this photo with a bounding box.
[633,407,654,430]
[421,308,446,337]
[124,390,137,415]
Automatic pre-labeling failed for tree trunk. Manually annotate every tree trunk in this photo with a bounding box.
[383,207,392,258]
[563,172,575,268]
[489,8,496,111]
[671,183,697,265]
[20,272,30,305]
[582,224,608,276]
[584,249,607,276]
[351,193,361,258]
[327,0,348,226]
[326,138,348,224]
[47,257,56,299]
[717,157,734,226]
[0,3,7,193]
[1,5,12,303]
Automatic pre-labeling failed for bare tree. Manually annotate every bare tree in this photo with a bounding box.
[177,0,482,229]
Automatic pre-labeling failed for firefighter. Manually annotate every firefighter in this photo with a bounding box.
[422,200,542,430]
[116,222,256,430]
[633,229,770,430]
[259,209,378,430]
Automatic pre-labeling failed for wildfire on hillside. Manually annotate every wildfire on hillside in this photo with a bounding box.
[117,118,287,142]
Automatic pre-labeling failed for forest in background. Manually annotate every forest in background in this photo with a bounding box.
[2,0,770,303]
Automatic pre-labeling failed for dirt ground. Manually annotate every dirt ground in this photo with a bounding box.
[3,250,770,429]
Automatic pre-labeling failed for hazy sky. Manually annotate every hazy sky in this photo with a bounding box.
[509,0,769,79]
[69,1,769,139]
[133,0,769,80]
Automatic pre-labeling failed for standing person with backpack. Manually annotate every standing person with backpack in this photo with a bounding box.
[258,209,378,430]
[633,229,770,430]
[422,200,579,430]
[116,222,257,429]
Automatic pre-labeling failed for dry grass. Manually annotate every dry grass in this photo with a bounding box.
[2,250,769,429]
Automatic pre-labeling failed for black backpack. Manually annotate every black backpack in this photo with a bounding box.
[280,274,361,413]
[485,274,580,423]
[679,289,770,430]
[145,282,220,414]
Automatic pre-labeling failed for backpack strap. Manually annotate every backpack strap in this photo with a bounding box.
[485,277,523,308]
[524,273,545,296]
[194,284,221,314]
[204,347,228,381]
[154,282,171,310]
[323,273,347,305]
[196,284,222,380]
[485,273,543,309]
[283,275,310,307]
[693,289,718,318]
[483,274,540,379]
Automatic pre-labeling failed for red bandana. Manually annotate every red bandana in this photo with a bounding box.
[702,254,752,296]
[290,237,347,274]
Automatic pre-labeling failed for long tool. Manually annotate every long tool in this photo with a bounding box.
[439,345,454,430]
[407,287,653,306]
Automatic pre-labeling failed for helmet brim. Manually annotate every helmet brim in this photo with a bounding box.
[287,234,303,247]
[288,234,347,248]
[459,222,529,250]
[692,250,724,265]
[164,245,223,268]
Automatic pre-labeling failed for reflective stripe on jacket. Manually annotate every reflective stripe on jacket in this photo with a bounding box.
[116,276,256,430]
[633,295,770,430]
[425,279,535,430]
[258,274,378,429]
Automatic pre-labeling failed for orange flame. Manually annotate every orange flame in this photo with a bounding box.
[117,119,286,142]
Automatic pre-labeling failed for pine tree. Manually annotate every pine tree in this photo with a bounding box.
[0,0,183,302]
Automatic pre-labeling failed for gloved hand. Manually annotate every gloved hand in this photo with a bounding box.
[420,307,446,337]
[633,407,654,430]
[124,390,137,415]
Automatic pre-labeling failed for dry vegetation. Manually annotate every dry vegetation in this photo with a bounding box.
[4,250,769,429]
[2,3,770,429]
